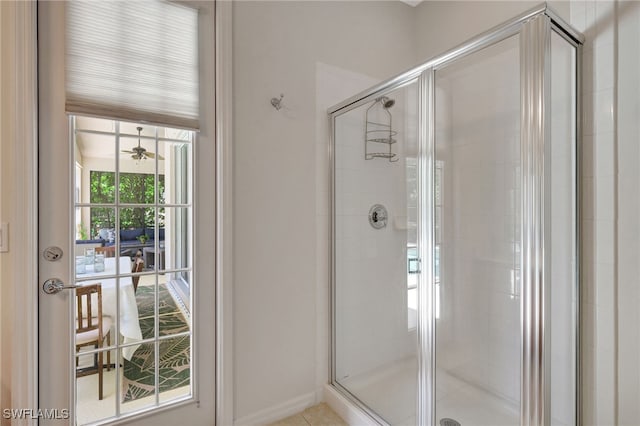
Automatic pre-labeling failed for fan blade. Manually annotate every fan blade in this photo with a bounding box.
[143,152,165,160]
[122,150,135,154]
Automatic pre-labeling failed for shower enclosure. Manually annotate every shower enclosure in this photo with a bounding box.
[329,5,582,425]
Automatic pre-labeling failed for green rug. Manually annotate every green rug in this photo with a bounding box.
[122,284,190,402]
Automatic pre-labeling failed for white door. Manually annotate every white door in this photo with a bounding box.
[38,2,217,424]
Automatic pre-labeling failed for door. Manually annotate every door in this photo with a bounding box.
[37,2,217,424]
[331,80,421,424]
[431,34,522,426]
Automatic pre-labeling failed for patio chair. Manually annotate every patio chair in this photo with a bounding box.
[132,253,144,292]
[75,283,112,400]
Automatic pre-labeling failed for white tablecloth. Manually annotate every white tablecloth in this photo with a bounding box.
[76,256,142,360]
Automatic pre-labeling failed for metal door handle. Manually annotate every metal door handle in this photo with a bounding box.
[43,278,80,295]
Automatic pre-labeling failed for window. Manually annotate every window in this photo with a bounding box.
[89,171,166,236]
[73,116,194,423]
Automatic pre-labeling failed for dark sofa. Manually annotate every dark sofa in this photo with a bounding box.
[76,227,165,257]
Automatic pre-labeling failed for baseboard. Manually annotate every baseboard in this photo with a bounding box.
[324,384,379,426]
[234,392,317,426]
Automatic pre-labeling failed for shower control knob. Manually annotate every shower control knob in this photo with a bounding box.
[368,204,388,229]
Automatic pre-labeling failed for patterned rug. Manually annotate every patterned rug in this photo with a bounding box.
[122,284,190,402]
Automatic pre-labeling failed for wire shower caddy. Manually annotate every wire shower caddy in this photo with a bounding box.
[365,97,398,162]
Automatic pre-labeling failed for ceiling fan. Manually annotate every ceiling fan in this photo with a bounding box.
[122,126,164,161]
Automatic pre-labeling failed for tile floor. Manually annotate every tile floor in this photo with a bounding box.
[268,403,348,426]
[339,357,520,425]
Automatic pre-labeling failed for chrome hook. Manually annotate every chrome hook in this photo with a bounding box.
[270,94,284,111]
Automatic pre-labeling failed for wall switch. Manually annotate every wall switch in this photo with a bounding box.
[0,222,8,252]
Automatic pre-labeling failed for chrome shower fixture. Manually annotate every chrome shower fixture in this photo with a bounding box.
[377,96,395,109]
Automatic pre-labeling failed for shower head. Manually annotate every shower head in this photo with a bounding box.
[377,96,395,109]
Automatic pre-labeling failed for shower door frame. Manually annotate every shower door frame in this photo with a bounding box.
[328,4,583,425]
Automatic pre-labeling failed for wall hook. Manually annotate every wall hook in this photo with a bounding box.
[271,94,284,111]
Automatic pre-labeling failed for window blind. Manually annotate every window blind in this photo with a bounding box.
[66,1,199,130]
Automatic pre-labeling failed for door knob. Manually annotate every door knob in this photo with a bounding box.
[43,278,79,295]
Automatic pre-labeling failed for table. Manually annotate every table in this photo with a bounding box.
[142,246,165,270]
[76,256,142,360]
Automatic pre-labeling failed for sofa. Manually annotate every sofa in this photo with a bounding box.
[76,227,165,257]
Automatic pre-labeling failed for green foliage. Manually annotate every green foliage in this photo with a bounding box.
[78,224,89,240]
[89,171,165,236]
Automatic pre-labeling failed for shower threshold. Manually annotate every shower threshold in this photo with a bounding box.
[337,358,519,425]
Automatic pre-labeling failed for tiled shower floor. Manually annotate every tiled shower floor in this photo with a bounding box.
[339,358,519,425]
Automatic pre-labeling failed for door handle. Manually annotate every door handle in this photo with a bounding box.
[43,278,80,295]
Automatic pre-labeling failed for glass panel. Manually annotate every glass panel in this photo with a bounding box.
[121,344,157,414]
[75,349,117,424]
[434,35,520,425]
[75,207,116,278]
[334,79,419,424]
[118,207,155,258]
[75,130,116,208]
[549,31,577,426]
[119,133,159,204]
[120,122,156,137]
[135,278,158,342]
[117,170,161,205]
[158,336,192,403]
[160,140,191,205]
[159,207,191,272]
[75,116,116,133]
[158,272,191,337]
[73,116,194,424]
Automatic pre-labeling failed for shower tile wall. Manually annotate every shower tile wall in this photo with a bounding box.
[435,37,522,410]
[334,84,418,384]
[570,2,617,425]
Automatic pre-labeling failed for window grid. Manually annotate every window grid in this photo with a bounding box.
[72,115,194,422]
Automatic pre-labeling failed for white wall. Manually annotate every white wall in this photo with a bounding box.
[233,1,581,423]
[232,2,416,422]
[414,1,570,62]
[615,3,640,423]
[571,1,640,425]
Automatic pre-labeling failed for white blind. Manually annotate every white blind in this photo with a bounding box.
[66,1,199,130]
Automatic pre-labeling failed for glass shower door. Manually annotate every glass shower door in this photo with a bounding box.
[331,9,580,426]
[333,80,420,425]
[433,35,522,425]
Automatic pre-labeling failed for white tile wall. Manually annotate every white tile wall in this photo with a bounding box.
[570,1,621,424]
[433,35,523,406]
[333,82,418,384]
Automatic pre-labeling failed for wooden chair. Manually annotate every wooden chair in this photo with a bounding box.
[95,246,116,258]
[75,284,112,400]
[132,253,144,292]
